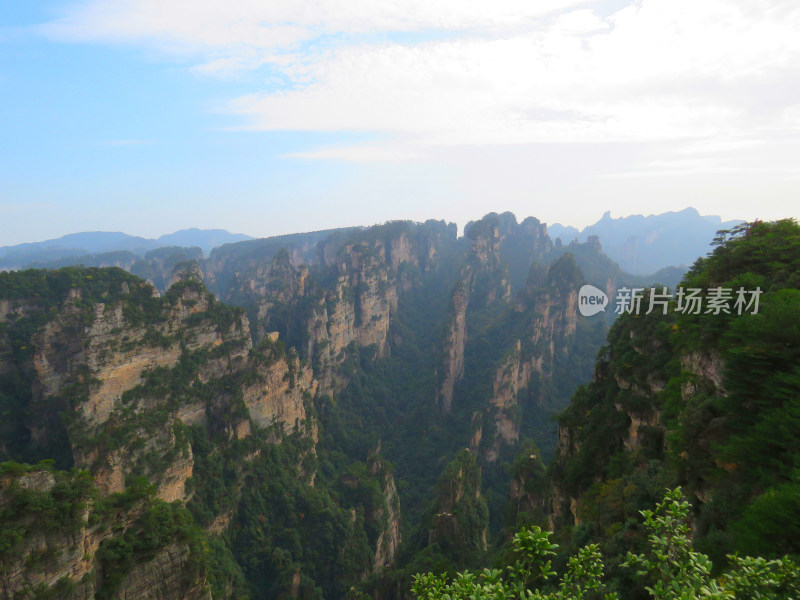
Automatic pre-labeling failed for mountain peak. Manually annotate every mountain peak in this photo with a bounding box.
[546,207,743,274]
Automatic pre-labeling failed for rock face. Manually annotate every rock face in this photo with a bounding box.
[0,470,100,598]
[220,222,459,395]
[305,238,399,391]
[476,255,582,462]
[437,283,468,413]
[19,279,245,499]
[0,466,211,600]
[436,214,533,415]
[680,350,726,395]
[484,342,527,462]
[114,543,211,600]
[5,273,321,503]
[367,451,402,573]
[540,296,735,532]
[427,451,488,563]
[464,212,553,296]
[463,216,512,307]
[0,268,318,600]
[242,346,317,431]
[543,312,671,530]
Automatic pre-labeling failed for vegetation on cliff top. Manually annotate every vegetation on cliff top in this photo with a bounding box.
[413,488,800,600]
[537,219,800,592]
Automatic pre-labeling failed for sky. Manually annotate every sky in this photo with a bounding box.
[1,0,799,245]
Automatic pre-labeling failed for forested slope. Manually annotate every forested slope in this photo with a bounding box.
[500,220,800,596]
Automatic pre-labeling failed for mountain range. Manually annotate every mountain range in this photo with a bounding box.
[1,211,795,600]
[0,228,252,269]
[547,207,742,274]
[2,208,739,277]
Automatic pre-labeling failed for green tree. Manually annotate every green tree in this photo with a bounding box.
[412,488,800,600]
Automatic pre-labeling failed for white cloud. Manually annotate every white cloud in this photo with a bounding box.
[550,9,610,33]
[41,0,800,159]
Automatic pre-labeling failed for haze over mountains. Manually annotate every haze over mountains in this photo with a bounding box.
[2,208,737,276]
[547,207,742,274]
[0,229,252,269]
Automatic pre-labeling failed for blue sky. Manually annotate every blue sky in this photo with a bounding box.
[2,0,799,245]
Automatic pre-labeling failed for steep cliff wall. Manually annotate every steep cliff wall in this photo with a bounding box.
[304,239,399,392]
[543,310,672,531]
[0,268,322,599]
[436,283,468,413]
[220,221,458,395]
[367,451,402,574]
[3,270,323,503]
[242,343,317,433]
[0,465,212,600]
[427,451,488,564]
[535,220,800,563]
[465,253,582,463]
[463,217,511,307]
[436,216,513,415]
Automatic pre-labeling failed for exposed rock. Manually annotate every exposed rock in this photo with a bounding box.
[681,350,726,394]
[437,283,468,413]
[0,468,213,600]
[0,272,316,513]
[115,543,211,600]
[305,242,399,392]
[388,232,418,271]
[0,511,107,599]
[484,341,526,462]
[367,451,402,573]
[242,356,316,433]
[428,451,488,559]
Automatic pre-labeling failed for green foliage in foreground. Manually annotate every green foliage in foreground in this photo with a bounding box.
[412,488,799,600]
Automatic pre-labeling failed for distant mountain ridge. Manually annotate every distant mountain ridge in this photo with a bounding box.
[2,208,741,275]
[156,228,253,255]
[547,207,742,275]
[0,228,252,268]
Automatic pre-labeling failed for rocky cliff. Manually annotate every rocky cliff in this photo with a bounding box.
[436,283,468,414]
[450,250,588,466]
[533,220,800,564]
[0,267,320,599]
[218,221,458,394]
[366,450,402,574]
[0,464,211,600]
[5,272,317,502]
[426,451,488,565]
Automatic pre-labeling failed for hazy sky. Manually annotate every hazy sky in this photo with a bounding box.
[1,0,799,245]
